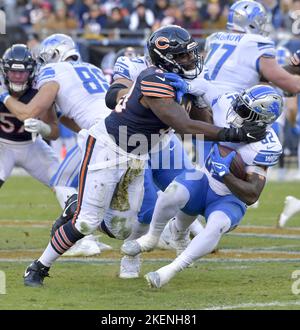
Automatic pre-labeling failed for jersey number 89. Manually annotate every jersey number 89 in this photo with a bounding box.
[75,67,109,94]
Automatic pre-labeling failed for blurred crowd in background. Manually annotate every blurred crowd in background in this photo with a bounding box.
[0,0,300,174]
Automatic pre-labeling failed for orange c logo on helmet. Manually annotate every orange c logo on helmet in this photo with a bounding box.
[155,37,170,50]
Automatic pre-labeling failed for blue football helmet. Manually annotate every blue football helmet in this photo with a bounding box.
[38,34,81,65]
[227,0,268,35]
[227,85,283,127]
[276,46,291,66]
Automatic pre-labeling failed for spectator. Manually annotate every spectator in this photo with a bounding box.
[201,0,227,35]
[19,0,44,27]
[33,1,77,34]
[82,4,107,37]
[129,2,155,31]
[176,0,203,37]
[283,0,300,34]
[260,0,284,29]
[150,0,170,22]
[105,7,128,29]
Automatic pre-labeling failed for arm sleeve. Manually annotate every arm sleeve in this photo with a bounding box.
[141,74,175,99]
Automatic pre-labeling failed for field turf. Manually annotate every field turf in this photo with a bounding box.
[1,177,300,310]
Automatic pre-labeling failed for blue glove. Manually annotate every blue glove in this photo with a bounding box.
[164,72,190,103]
[210,144,236,178]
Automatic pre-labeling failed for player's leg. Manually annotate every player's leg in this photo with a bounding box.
[49,144,81,208]
[23,135,122,286]
[119,167,154,279]
[144,194,246,288]
[278,196,300,227]
[121,169,204,256]
[144,210,231,288]
[0,143,16,189]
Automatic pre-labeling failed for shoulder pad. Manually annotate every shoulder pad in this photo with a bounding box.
[113,56,147,81]
[141,72,175,98]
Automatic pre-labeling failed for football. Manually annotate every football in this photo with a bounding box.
[218,145,247,180]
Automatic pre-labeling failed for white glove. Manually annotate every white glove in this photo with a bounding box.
[24,118,51,138]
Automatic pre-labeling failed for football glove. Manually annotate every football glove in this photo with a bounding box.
[0,81,9,104]
[210,144,236,178]
[290,50,300,66]
[218,121,267,143]
[165,72,190,103]
[24,118,51,138]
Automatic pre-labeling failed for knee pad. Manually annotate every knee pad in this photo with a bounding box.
[0,180,4,188]
[160,182,189,209]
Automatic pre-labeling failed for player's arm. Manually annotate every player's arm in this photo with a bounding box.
[259,57,300,94]
[59,115,81,133]
[4,82,59,121]
[189,104,213,123]
[142,96,264,143]
[223,171,266,206]
[38,106,59,140]
[24,105,60,140]
[105,78,133,110]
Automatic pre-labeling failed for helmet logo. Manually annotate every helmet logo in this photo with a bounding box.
[155,37,170,50]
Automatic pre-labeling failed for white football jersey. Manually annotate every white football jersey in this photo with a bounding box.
[204,32,276,95]
[205,92,282,196]
[113,56,148,82]
[35,61,111,129]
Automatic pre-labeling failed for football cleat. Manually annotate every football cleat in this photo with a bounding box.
[278,196,300,228]
[119,255,141,279]
[50,193,78,237]
[121,240,143,257]
[145,272,161,288]
[24,260,50,287]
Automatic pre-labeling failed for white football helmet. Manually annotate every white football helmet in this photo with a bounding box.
[38,34,81,65]
[227,85,283,128]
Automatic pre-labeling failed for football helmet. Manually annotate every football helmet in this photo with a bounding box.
[147,25,203,79]
[227,0,268,35]
[227,85,283,127]
[38,33,81,65]
[276,46,291,66]
[0,44,36,93]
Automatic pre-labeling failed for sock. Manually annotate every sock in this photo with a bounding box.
[54,186,77,209]
[39,221,84,267]
[154,211,231,285]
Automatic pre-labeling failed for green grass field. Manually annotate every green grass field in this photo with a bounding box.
[1,177,300,310]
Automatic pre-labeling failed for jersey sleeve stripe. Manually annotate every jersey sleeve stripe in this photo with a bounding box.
[141,91,174,98]
[141,85,175,96]
[141,80,174,91]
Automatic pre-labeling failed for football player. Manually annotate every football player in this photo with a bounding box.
[121,84,283,288]
[167,0,300,97]
[0,34,111,209]
[0,44,59,191]
[21,25,266,287]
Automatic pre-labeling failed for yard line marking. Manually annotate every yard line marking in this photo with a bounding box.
[1,257,300,264]
[228,232,300,240]
[219,249,300,255]
[203,301,300,310]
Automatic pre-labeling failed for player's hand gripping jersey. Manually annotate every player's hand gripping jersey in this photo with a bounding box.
[36,61,111,129]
